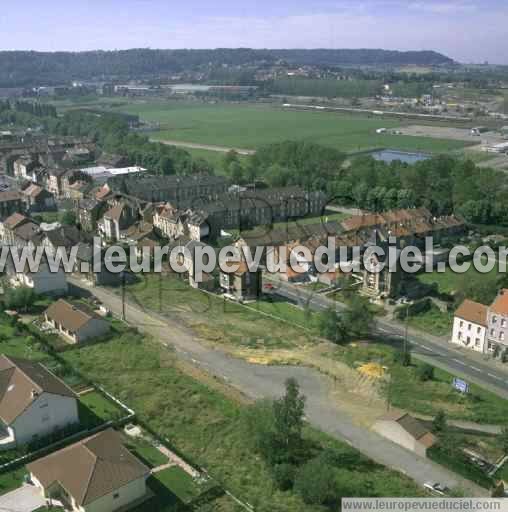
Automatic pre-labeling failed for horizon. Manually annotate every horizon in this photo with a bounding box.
[1,0,507,65]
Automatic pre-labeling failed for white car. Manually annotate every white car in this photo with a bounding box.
[424,482,449,496]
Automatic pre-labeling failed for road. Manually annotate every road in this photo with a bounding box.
[154,139,256,156]
[264,277,508,400]
[69,277,486,496]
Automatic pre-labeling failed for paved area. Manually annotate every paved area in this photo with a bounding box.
[154,139,255,155]
[398,125,505,144]
[0,485,47,512]
[69,277,487,496]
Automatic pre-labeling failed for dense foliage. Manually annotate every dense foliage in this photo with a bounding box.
[0,49,454,86]
[332,154,508,225]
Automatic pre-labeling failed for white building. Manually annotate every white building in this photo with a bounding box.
[8,257,68,297]
[0,355,79,449]
[44,299,111,344]
[451,299,488,353]
[28,428,150,512]
[80,166,147,184]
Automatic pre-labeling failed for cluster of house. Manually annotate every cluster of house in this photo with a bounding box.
[0,354,151,511]
[451,290,508,359]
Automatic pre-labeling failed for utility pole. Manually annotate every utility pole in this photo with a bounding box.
[121,272,126,321]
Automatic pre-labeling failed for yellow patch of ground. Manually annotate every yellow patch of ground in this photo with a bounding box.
[358,362,385,379]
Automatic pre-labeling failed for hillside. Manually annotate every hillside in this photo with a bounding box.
[0,48,455,87]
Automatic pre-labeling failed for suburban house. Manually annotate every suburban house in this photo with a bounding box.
[7,255,68,296]
[98,201,138,242]
[450,299,488,353]
[0,355,79,449]
[77,198,105,232]
[44,299,111,344]
[21,183,56,212]
[39,224,82,258]
[13,155,42,181]
[451,289,508,358]
[27,428,151,512]
[0,212,40,249]
[373,410,437,457]
[220,260,262,301]
[0,191,23,220]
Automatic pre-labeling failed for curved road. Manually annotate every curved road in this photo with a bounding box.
[69,277,486,496]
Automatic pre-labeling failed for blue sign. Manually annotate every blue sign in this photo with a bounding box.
[452,378,469,394]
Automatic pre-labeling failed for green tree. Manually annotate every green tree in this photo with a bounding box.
[4,286,37,313]
[273,378,306,453]
[342,294,374,339]
[60,210,77,226]
[294,456,338,505]
[500,426,508,456]
[417,363,435,382]
[432,410,448,434]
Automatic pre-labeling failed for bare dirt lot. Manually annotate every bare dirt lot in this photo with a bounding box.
[397,125,480,142]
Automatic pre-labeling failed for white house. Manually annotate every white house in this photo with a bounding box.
[8,257,68,297]
[27,428,150,512]
[0,355,79,449]
[451,299,488,353]
[44,299,111,344]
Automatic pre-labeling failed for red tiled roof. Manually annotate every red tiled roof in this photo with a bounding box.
[490,289,508,316]
[455,299,488,326]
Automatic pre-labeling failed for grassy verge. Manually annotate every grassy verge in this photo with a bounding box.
[406,305,453,336]
[428,445,494,489]
[154,467,202,503]
[328,341,508,424]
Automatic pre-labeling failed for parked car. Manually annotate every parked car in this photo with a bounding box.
[424,482,449,496]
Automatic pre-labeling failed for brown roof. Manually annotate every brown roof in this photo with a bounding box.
[455,299,488,327]
[0,355,77,425]
[381,410,437,446]
[490,289,508,316]
[45,299,103,334]
[104,203,125,222]
[0,191,22,203]
[22,184,46,199]
[27,428,149,507]
[3,212,29,230]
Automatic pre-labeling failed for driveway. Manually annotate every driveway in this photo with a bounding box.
[0,485,46,512]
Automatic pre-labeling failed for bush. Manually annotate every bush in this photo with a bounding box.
[393,350,411,367]
[417,363,435,382]
[272,463,296,491]
[294,456,338,505]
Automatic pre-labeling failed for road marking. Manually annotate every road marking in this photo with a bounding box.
[488,373,502,380]
[469,366,482,372]
[452,358,466,365]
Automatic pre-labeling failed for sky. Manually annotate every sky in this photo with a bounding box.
[1,0,507,64]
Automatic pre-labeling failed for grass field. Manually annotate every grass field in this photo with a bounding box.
[416,262,500,296]
[107,100,470,154]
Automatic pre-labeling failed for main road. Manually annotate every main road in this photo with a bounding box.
[69,277,486,496]
[265,276,508,400]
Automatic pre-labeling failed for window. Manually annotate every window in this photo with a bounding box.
[475,338,481,346]
[493,316,497,324]
[477,326,481,334]
[491,329,495,336]
[468,323,472,330]
[459,320,463,328]
[458,331,462,340]
[502,319,507,328]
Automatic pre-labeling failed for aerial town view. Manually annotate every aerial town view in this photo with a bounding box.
[1,1,508,511]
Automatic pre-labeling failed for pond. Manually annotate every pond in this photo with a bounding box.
[370,149,431,164]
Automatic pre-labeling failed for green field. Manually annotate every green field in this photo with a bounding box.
[108,100,469,154]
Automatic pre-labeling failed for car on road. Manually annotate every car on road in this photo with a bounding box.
[263,283,274,290]
[423,482,449,496]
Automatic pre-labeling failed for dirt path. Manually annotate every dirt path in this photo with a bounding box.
[153,139,256,155]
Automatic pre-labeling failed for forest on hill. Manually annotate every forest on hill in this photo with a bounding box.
[0,48,454,87]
